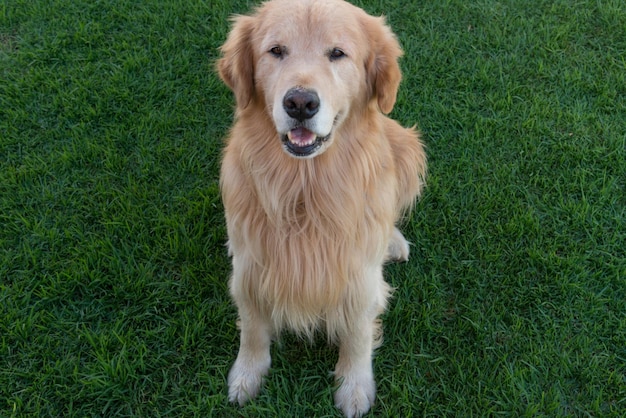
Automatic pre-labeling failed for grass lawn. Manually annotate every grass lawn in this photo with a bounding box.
[1,0,625,416]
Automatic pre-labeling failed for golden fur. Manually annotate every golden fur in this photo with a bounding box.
[217,0,426,416]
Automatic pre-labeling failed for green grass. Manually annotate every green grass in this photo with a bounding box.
[1,0,624,416]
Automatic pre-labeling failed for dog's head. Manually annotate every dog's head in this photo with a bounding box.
[218,0,403,159]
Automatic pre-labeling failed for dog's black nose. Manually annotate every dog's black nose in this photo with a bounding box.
[283,88,320,121]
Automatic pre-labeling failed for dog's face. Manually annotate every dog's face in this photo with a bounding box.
[256,3,364,159]
[218,0,403,159]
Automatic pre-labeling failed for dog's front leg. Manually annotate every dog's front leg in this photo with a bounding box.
[227,305,272,406]
[333,310,378,418]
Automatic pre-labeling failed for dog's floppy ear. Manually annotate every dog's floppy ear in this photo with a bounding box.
[217,15,256,109]
[364,16,403,114]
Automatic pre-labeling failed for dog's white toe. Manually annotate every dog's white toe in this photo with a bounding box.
[227,356,270,406]
[334,373,376,418]
[386,226,410,262]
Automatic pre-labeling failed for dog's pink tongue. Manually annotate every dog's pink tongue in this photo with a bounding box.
[287,127,316,146]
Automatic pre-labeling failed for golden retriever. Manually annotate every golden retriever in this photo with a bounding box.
[217,0,426,416]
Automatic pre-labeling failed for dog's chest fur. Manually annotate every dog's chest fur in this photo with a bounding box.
[223,132,397,333]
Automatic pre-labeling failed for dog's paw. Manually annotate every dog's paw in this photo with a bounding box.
[334,374,376,418]
[227,357,270,406]
[386,227,410,262]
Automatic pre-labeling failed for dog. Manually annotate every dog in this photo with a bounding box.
[217,0,426,416]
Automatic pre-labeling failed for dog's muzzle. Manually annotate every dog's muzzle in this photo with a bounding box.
[281,87,329,158]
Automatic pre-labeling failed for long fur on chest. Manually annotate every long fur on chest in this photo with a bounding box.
[221,111,399,336]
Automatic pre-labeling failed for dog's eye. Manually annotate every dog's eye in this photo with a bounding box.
[329,48,346,61]
[269,46,284,58]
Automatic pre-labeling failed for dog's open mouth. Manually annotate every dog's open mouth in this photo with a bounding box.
[282,127,330,157]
